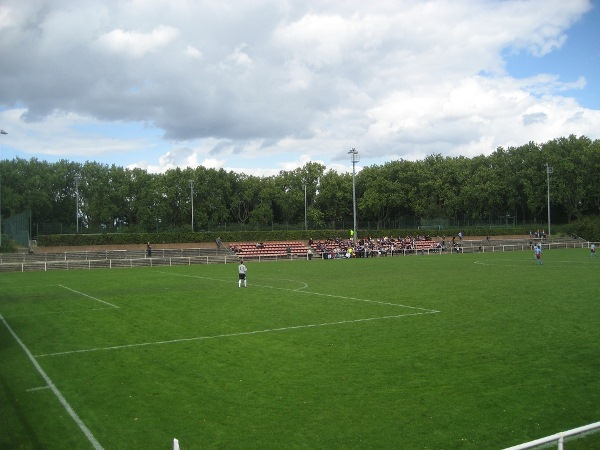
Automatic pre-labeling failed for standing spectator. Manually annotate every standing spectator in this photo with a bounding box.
[591,243,597,257]
[146,242,152,258]
[215,237,222,249]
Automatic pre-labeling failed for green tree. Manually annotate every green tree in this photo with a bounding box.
[230,173,262,225]
[315,170,352,228]
[543,135,592,222]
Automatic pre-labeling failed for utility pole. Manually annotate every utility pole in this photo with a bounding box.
[0,129,6,247]
[190,180,194,232]
[75,175,81,234]
[546,163,553,236]
[348,148,359,242]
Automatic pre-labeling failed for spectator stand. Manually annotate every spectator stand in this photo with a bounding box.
[229,241,309,261]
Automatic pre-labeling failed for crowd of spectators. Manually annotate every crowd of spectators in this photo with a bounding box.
[530,229,547,239]
[228,234,464,259]
[311,235,445,259]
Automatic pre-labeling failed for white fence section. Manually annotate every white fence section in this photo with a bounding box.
[504,420,600,450]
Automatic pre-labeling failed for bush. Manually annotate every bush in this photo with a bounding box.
[562,216,600,241]
[0,238,19,253]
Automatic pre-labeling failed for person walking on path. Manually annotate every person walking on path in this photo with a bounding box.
[238,260,248,287]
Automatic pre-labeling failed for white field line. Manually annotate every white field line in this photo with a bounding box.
[35,271,440,358]
[4,307,115,319]
[160,271,440,313]
[0,313,104,450]
[58,285,119,309]
[475,260,599,267]
[27,385,51,392]
[35,310,438,358]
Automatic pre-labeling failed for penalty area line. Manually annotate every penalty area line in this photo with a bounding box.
[36,310,440,358]
[58,285,119,309]
[157,271,439,313]
[0,313,104,450]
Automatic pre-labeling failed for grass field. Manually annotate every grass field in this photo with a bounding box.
[1,249,599,449]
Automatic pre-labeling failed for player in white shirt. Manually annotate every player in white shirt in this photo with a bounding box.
[534,244,543,265]
[238,260,248,287]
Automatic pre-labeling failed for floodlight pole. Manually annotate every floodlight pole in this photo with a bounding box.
[348,148,359,242]
[303,181,307,231]
[0,129,6,247]
[75,175,81,234]
[546,163,553,236]
[190,180,194,232]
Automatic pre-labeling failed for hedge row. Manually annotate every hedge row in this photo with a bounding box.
[34,226,547,248]
[562,216,600,242]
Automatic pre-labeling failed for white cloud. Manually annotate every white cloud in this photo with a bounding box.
[201,157,226,170]
[0,0,597,175]
[228,44,253,67]
[98,25,180,58]
[184,45,202,59]
[2,108,148,157]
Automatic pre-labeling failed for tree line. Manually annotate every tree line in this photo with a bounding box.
[1,134,599,235]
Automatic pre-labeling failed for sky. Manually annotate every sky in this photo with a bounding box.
[1,0,599,176]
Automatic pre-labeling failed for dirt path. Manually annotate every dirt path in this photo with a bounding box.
[37,242,219,253]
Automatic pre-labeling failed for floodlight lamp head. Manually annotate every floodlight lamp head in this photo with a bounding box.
[348,147,360,163]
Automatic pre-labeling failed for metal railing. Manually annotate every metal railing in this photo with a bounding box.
[504,420,600,449]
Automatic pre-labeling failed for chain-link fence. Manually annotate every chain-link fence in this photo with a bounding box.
[3,210,31,246]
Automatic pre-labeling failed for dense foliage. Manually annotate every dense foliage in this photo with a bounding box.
[2,135,599,237]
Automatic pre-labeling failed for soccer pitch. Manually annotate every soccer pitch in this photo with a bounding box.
[1,249,599,449]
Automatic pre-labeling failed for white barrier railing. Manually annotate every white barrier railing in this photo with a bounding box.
[0,255,236,272]
[0,240,593,272]
[504,420,600,449]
